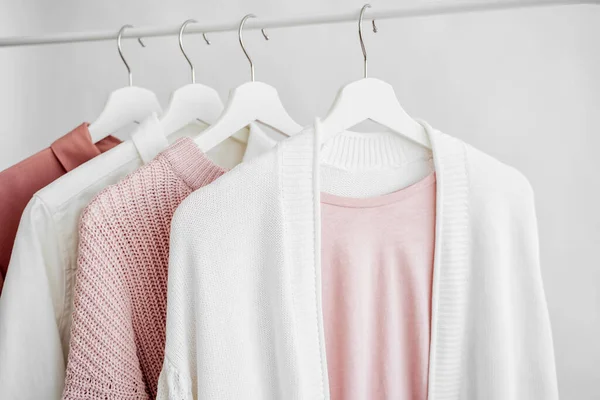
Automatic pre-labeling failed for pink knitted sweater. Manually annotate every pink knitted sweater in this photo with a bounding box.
[62,138,227,399]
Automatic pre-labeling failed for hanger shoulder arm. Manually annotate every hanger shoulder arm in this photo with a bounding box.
[88,87,162,143]
[159,84,224,135]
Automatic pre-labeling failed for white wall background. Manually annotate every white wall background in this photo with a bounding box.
[0,0,598,398]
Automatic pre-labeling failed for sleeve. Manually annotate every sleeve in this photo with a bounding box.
[509,182,559,399]
[156,205,196,400]
[467,175,559,399]
[62,209,147,399]
[156,357,194,400]
[0,197,67,399]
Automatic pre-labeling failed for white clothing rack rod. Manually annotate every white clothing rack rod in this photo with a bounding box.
[0,0,597,48]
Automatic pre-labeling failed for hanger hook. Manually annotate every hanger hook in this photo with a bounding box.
[117,25,145,87]
[238,14,269,82]
[179,19,198,84]
[358,4,377,79]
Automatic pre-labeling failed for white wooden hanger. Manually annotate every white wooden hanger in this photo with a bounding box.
[195,14,302,153]
[159,19,224,136]
[88,25,162,144]
[320,4,430,149]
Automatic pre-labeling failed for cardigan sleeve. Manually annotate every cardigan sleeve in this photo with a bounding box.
[464,147,559,399]
[0,197,66,400]
[501,180,559,399]
[62,206,148,399]
[156,203,198,400]
[156,357,194,400]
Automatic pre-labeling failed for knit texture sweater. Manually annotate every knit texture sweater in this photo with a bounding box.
[62,138,230,399]
[159,120,558,399]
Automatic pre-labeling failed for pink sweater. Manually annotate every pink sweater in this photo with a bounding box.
[62,138,227,399]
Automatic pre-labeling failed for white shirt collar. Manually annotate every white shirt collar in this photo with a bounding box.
[131,113,170,164]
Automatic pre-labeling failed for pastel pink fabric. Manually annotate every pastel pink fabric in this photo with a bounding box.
[320,173,436,400]
[0,124,120,294]
[62,138,226,399]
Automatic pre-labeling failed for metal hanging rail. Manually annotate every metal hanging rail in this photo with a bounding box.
[0,0,597,48]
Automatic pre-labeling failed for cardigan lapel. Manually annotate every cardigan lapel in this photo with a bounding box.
[281,121,471,400]
[426,127,470,400]
[280,129,330,399]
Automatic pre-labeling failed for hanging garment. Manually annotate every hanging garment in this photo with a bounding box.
[158,120,558,400]
[0,124,120,293]
[0,116,168,400]
[156,118,268,170]
[321,172,436,400]
[62,127,275,400]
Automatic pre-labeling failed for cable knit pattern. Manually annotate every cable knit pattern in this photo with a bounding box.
[62,138,226,399]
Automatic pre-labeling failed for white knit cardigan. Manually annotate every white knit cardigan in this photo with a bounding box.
[158,120,558,400]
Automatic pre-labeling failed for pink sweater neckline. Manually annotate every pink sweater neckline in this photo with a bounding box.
[161,137,228,191]
[320,172,436,208]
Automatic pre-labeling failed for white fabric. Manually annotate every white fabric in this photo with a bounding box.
[242,124,280,163]
[0,116,275,400]
[209,123,274,170]
[159,120,558,400]
[131,116,170,163]
[320,129,433,197]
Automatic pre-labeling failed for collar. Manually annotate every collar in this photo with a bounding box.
[50,124,120,172]
[131,113,170,164]
[160,138,227,191]
[320,125,432,170]
[161,122,277,191]
[242,123,278,162]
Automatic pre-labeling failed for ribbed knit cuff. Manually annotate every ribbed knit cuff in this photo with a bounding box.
[161,138,227,191]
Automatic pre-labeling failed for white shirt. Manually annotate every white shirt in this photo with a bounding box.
[0,115,275,400]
